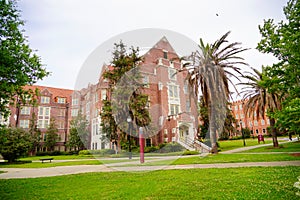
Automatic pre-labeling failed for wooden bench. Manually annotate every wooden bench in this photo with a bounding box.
[40,158,53,163]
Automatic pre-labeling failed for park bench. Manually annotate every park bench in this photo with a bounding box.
[40,158,53,163]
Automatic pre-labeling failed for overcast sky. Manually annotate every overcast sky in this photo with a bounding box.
[18,0,288,90]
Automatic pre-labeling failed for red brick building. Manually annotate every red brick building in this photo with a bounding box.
[8,85,73,151]
[231,99,270,136]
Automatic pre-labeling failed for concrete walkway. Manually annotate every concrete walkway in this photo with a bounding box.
[1,161,299,179]
[0,139,299,179]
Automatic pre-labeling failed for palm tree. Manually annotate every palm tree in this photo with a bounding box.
[182,31,248,153]
[238,67,282,147]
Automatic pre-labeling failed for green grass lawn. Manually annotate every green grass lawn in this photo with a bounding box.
[0,167,299,199]
[242,141,300,153]
[20,154,94,161]
[218,139,273,151]
[218,137,288,152]
[172,153,300,165]
[0,160,102,168]
[115,153,300,167]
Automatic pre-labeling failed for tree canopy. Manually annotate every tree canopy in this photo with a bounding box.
[257,0,300,134]
[0,0,49,117]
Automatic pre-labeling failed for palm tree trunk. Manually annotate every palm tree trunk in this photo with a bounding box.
[270,118,279,147]
[208,101,218,154]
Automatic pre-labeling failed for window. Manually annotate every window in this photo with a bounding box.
[38,106,50,128]
[71,109,78,117]
[261,119,265,125]
[249,121,252,127]
[57,121,65,129]
[41,96,50,104]
[168,85,179,99]
[267,119,270,125]
[235,114,239,119]
[20,106,30,115]
[263,129,266,134]
[184,82,188,94]
[92,118,99,136]
[72,98,78,106]
[240,114,244,119]
[254,120,258,126]
[168,68,176,80]
[256,129,259,134]
[94,93,98,103]
[19,120,29,128]
[86,102,90,115]
[43,134,47,142]
[186,100,191,112]
[239,104,243,110]
[163,51,168,59]
[101,89,107,100]
[58,109,65,117]
[57,97,66,104]
[235,105,238,111]
[143,76,149,88]
[170,104,180,115]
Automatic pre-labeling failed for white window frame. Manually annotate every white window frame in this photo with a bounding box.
[38,106,51,128]
[20,106,30,115]
[20,120,29,128]
[168,68,177,81]
[57,97,66,104]
[71,109,79,117]
[41,96,50,104]
[72,98,79,106]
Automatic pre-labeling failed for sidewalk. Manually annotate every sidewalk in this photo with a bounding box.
[0,139,299,179]
[1,160,299,179]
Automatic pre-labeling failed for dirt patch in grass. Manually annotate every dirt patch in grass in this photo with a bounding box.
[290,153,300,157]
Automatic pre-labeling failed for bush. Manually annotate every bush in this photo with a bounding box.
[182,150,199,155]
[79,150,91,155]
[0,127,33,162]
[160,143,184,153]
[144,146,159,153]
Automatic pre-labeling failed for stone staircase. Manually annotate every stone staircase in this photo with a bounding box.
[178,137,212,153]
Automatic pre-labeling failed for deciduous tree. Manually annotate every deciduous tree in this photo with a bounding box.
[0,0,49,118]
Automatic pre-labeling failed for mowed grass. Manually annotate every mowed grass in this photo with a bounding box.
[218,139,273,151]
[0,167,299,200]
[0,159,102,168]
[242,141,300,153]
[172,153,300,165]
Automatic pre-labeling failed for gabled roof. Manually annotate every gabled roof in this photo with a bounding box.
[24,85,73,103]
[152,36,176,53]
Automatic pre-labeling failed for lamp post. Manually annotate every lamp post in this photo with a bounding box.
[240,119,246,146]
[127,116,132,159]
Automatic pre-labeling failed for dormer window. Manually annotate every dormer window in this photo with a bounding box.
[41,96,50,104]
[57,97,66,104]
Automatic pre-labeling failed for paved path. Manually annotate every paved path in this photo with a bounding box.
[1,161,299,179]
[0,139,299,179]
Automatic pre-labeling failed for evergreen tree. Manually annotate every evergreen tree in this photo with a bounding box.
[44,118,59,152]
[68,111,89,150]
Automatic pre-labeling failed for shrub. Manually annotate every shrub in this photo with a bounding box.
[144,146,159,153]
[160,143,184,153]
[182,150,199,155]
[0,127,33,162]
[79,150,91,155]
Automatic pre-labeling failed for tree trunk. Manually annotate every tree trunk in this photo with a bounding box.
[270,118,279,147]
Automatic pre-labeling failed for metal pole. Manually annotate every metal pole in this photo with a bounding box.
[139,127,144,163]
[240,120,246,146]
